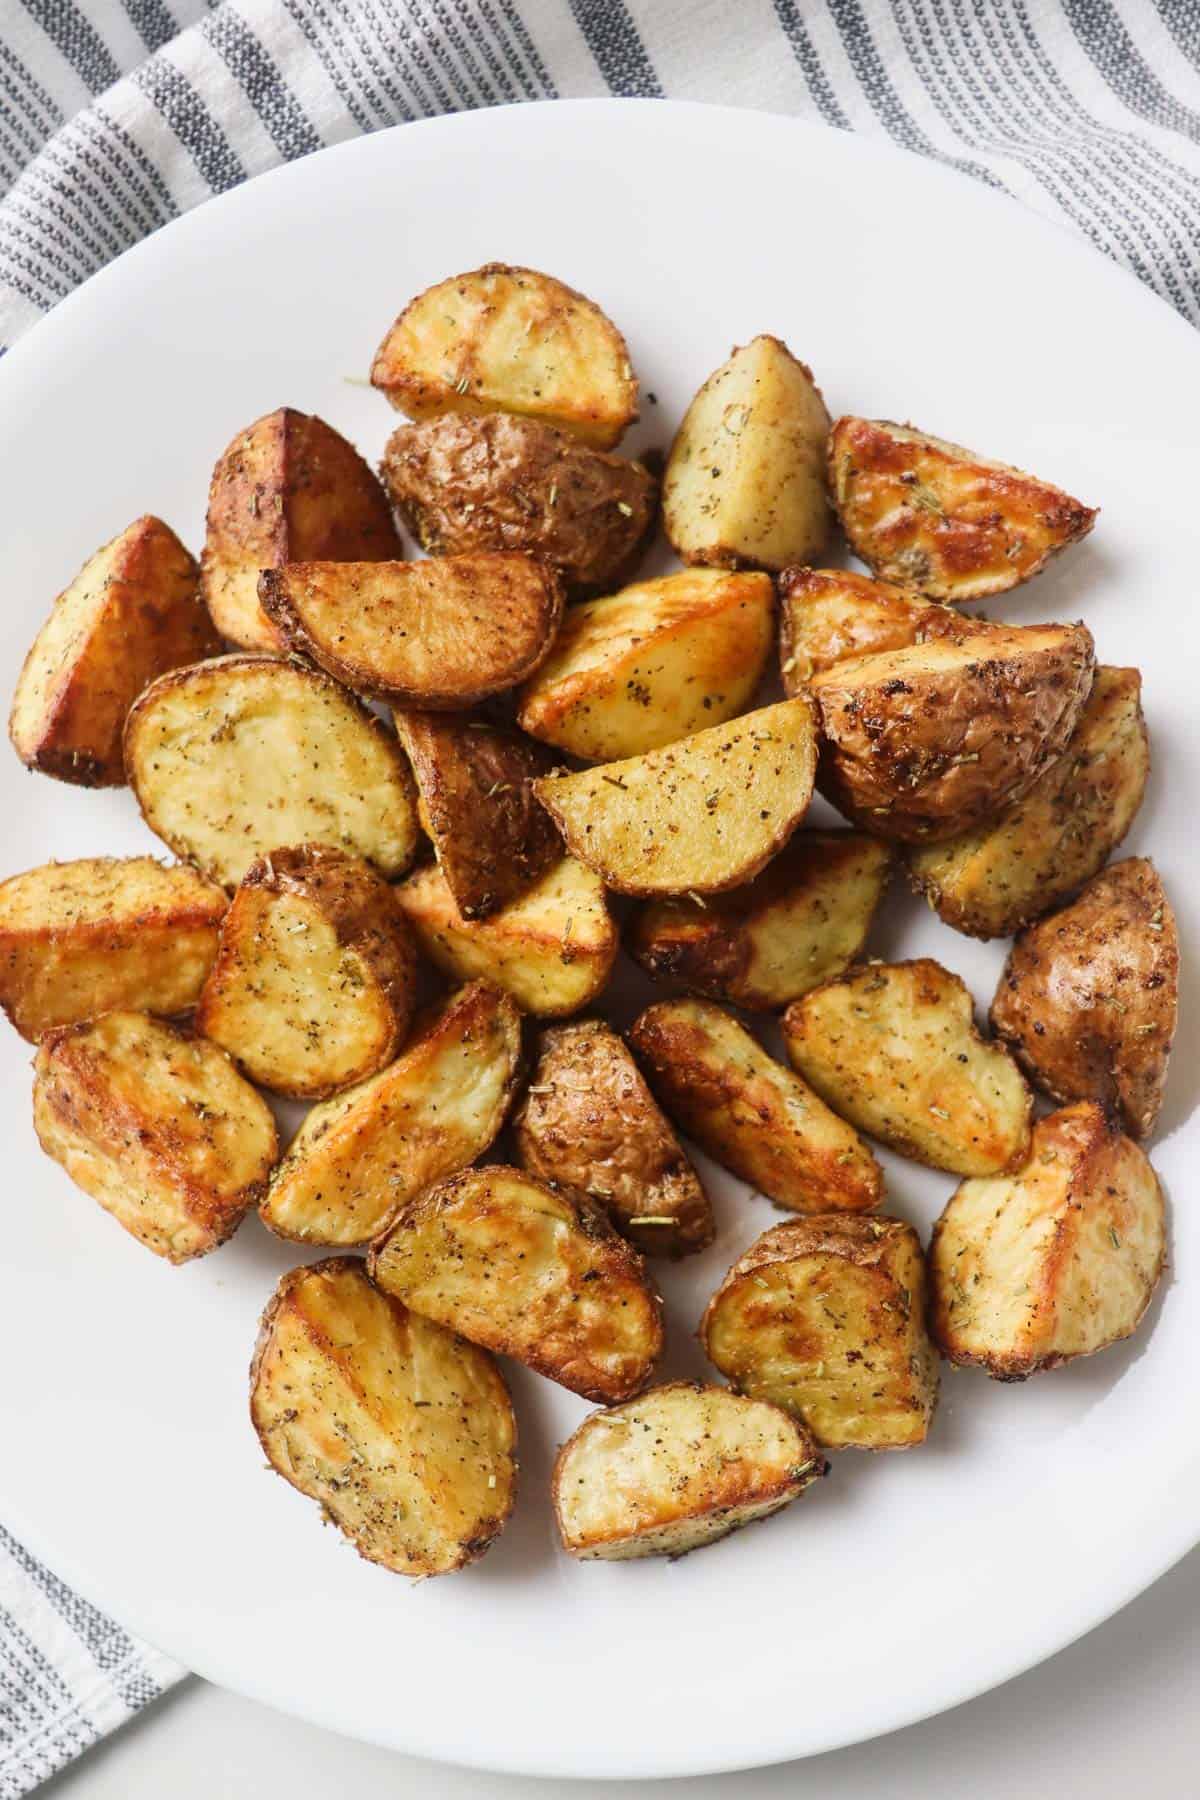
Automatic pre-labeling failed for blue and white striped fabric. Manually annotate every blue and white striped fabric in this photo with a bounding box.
[3,0,1200,1789]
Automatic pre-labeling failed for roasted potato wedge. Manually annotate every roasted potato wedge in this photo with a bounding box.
[10,515,219,787]
[124,654,420,890]
[990,858,1178,1139]
[261,981,520,1246]
[663,336,831,571]
[514,1018,714,1257]
[908,667,1149,938]
[928,1102,1166,1379]
[0,856,226,1041]
[778,565,980,690]
[516,568,774,761]
[783,960,1031,1176]
[258,553,564,709]
[533,698,817,897]
[810,621,1096,843]
[553,1382,825,1560]
[201,408,400,651]
[395,854,617,1017]
[250,1258,516,1576]
[33,1010,277,1263]
[394,711,560,919]
[629,998,883,1215]
[380,413,657,594]
[827,416,1097,601]
[196,846,417,1099]
[371,262,637,449]
[701,1216,939,1450]
[369,1164,663,1403]
[627,830,892,1010]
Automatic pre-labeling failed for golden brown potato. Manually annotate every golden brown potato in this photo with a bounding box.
[628,998,883,1215]
[701,1216,939,1450]
[33,1010,277,1263]
[394,711,560,919]
[10,515,219,787]
[516,568,774,761]
[250,1258,516,1577]
[777,565,980,690]
[124,654,421,890]
[990,858,1178,1139]
[369,1164,663,1403]
[663,336,831,571]
[258,554,564,708]
[514,1018,714,1257]
[533,698,817,897]
[810,621,1096,842]
[553,1382,825,1560]
[261,981,521,1246]
[827,416,1097,601]
[0,856,226,1041]
[201,408,400,652]
[371,262,637,449]
[908,667,1149,938]
[395,854,618,1017]
[195,846,416,1099]
[928,1102,1166,1379]
[627,831,892,1010]
[380,413,657,594]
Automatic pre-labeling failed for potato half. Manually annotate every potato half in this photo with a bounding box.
[250,1258,516,1576]
[627,830,892,1011]
[258,553,564,709]
[783,959,1031,1176]
[261,980,521,1246]
[533,698,817,897]
[371,262,637,449]
[827,416,1097,601]
[0,856,226,1041]
[369,1165,663,1403]
[990,858,1178,1139]
[201,408,400,651]
[196,845,417,1099]
[514,1018,714,1257]
[928,1102,1166,1379]
[125,654,421,890]
[516,568,774,761]
[777,565,980,690]
[810,621,1096,842]
[553,1382,825,1560]
[663,336,831,571]
[701,1216,939,1450]
[629,998,883,1215]
[33,1010,277,1263]
[10,515,219,787]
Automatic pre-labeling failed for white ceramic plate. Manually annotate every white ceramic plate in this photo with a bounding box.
[0,100,1196,1781]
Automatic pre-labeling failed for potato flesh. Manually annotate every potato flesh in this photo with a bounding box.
[777,566,975,690]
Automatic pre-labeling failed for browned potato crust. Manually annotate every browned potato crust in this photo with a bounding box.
[0,856,226,1041]
[627,830,892,1011]
[777,565,981,691]
[514,1018,714,1257]
[701,1216,939,1450]
[990,858,1178,1139]
[828,417,1097,601]
[201,408,400,651]
[369,1164,663,1403]
[10,515,219,786]
[258,554,564,709]
[196,845,417,1099]
[380,412,657,593]
[250,1258,516,1576]
[394,711,560,919]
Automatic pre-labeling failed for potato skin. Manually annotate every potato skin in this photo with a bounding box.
[990,858,1178,1139]
[777,565,979,691]
[380,412,657,594]
[514,1019,714,1257]
[10,515,219,786]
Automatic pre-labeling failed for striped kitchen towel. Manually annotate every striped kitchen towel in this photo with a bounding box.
[3,0,1200,1790]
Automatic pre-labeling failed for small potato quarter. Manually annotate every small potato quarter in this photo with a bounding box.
[777,564,982,690]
